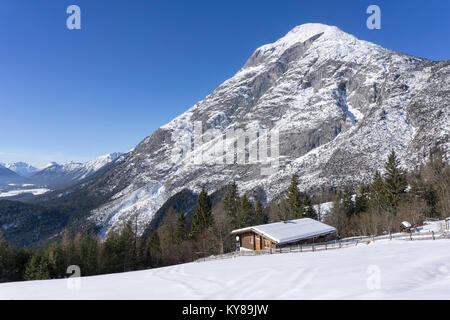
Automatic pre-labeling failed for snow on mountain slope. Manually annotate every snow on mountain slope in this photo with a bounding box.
[85,23,449,235]
[0,188,50,198]
[2,162,38,177]
[1,240,449,299]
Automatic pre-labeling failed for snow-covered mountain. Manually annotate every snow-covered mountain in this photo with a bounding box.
[54,24,450,236]
[27,152,124,189]
[2,162,39,177]
[0,164,21,183]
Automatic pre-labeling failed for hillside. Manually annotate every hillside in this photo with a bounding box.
[1,240,449,299]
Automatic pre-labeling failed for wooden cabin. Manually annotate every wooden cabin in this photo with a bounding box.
[231,218,337,251]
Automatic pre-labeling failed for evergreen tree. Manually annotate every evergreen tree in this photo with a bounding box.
[239,194,254,227]
[223,181,240,228]
[285,174,303,219]
[354,185,370,215]
[46,242,65,279]
[144,232,162,268]
[369,170,386,212]
[119,223,137,271]
[24,254,49,280]
[80,234,99,276]
[190,186,213,236]
[101,229,122,273]
[383,151,407,214]
[0,240,16,282]
[342,186,355,218]
[300,194,318,219]
[13,248,32,281]
[254,200,268,225]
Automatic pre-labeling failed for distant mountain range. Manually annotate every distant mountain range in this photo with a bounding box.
[0,152,124,192]
[1,162,38,177]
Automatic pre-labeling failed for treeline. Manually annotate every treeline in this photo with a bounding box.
[0,225,163,282]
[324,150,449,237]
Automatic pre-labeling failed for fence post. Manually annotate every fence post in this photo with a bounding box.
[300,244,302,252]
[410,232,412,241]
[389,232,392,240]
[312,244,315,252]
[432,231,435,240]
[325,243,327,250]
[339,240,341,248]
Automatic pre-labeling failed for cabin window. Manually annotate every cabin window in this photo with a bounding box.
[264,240,270,248]
[250,238,254,244]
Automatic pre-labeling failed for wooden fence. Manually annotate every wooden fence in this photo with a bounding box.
[195,230,450,262]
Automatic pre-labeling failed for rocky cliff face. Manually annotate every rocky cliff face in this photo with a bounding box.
[85,23,449,235]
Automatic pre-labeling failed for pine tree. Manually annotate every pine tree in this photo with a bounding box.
[24,254,49,280]
[285,174,303,219]
[239,194,254,227]
[190,186,213,236]
[254,200,268,225]
[0,240,16,282]
[383,151,407,214]
[119,223,137,271]
[300,194,317,219]
[224,181,240,228]
[342,186,355,218]
[80,234,99,276]
[354,185,370,215]
[46,242,65,279]
[369,170,386,212]
[144,232,162,268]
[101,229,122,273]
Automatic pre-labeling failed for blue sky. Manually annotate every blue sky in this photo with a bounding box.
[1,0,449,167]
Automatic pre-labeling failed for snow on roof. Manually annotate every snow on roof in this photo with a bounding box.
[401,221,412,228]
[231,218,337,245]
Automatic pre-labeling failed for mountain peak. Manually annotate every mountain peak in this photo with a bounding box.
[42,162,59,169]
[243,23,385,70]
[4,162,39,177]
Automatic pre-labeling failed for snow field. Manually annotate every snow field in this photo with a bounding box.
[1,239,449,300]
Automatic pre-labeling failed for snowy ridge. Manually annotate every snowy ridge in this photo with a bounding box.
[2,162,38,177]
[28,152,124,189]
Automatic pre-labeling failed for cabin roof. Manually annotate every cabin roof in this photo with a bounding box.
[231,218,337,245]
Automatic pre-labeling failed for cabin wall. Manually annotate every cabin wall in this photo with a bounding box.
[240,232,255,250]
[239,232,276,250]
